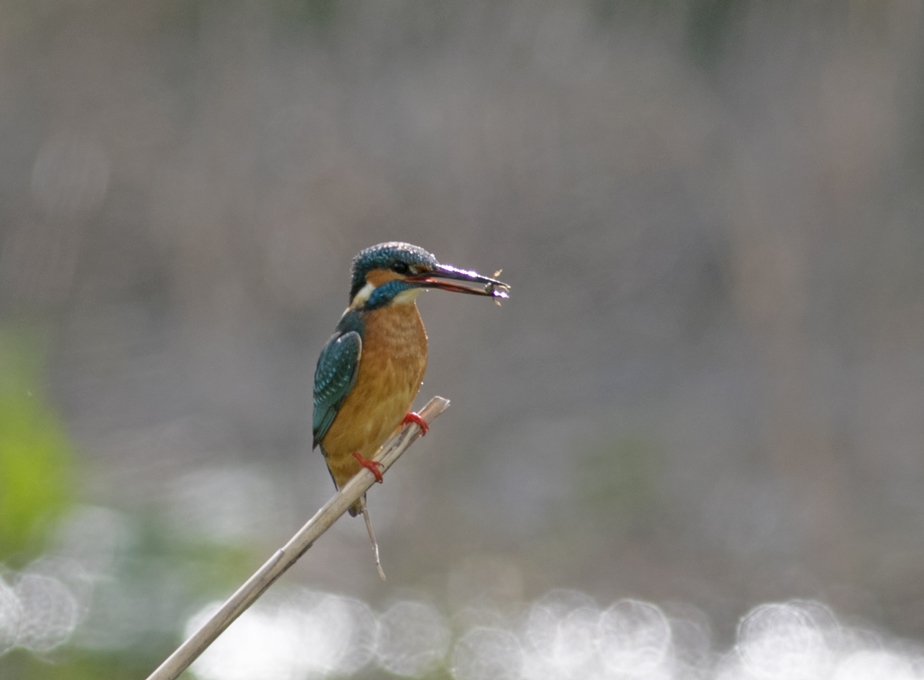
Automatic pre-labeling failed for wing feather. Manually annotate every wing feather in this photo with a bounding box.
[312,331,362,448]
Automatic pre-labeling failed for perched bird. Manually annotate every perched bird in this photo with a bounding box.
[312,242,509,530]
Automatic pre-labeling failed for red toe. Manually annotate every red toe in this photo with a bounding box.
[352,451,384,483]
[402,412,429,435]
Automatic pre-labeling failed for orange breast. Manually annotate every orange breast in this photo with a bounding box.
[321,303,428,489]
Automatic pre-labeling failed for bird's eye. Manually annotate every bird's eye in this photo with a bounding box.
[392,261,410,274]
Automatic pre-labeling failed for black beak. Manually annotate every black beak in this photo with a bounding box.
[409,263,510,301]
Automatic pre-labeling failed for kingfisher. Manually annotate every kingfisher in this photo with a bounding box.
[313,242,509,524]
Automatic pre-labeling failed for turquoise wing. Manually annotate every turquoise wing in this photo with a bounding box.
[312,330,362,448]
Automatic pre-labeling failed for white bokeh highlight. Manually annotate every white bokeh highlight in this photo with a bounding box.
[376,600,452,677]
[832,650,921,680]
[523,597,601,680]
[13,573,79,652]
[4,520,924,680]
[0,577,21,655]
[188,589,376,680]
[733,601,838,680]
[452,627,524,680]
[597,599,673,676]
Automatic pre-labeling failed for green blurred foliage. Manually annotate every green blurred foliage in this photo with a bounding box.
[0,332,73,564]
[0,337,263,677]
[0,649,144,680]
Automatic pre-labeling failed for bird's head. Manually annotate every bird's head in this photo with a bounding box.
[348,242,509,310]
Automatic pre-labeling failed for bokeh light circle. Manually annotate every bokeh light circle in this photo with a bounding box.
[376,600,451,677]
[13,574,79,652]
[188,589,376,680]
[188,601,305,680]
[736,601,834,679]
[296,590,377,675]
[597,599,673,675]
[451,626,524,680]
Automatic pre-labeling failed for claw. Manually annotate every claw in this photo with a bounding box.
[402,412,429,435]
[352,451,384,483]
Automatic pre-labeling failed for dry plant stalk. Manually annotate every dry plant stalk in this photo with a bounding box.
[144,396,451,680]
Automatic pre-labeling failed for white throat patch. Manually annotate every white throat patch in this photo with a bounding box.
[393,287,424,305]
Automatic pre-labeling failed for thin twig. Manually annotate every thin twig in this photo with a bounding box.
[360,503,387,580]
[144,396,451,680]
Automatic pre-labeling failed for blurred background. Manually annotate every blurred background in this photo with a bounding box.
[2,1,924,678]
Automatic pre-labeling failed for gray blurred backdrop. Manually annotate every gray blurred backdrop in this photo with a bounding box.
[2,1,924,678]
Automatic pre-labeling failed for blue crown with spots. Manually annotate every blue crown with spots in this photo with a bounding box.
[349,242,438,300]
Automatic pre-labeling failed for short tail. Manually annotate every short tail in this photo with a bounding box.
[348,493,365,517]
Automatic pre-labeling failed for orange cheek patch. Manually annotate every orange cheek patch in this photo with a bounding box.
[366,270,404,287]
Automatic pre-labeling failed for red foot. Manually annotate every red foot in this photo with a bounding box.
[402,412,429,435]
[352,451,384,483]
